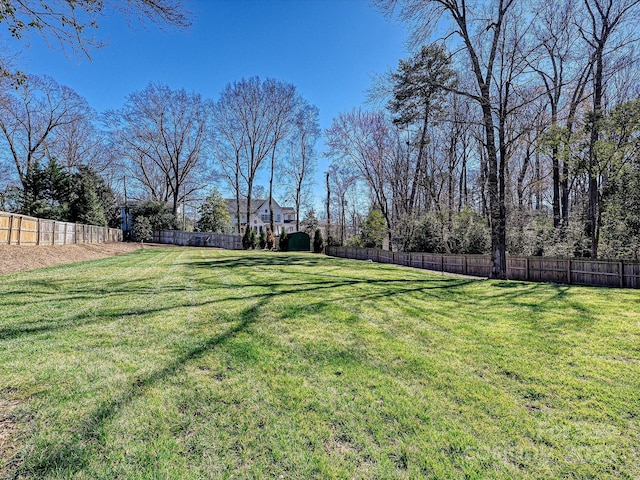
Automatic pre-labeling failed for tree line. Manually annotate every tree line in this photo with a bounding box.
[0,74,321,240]
[324,0,640,278]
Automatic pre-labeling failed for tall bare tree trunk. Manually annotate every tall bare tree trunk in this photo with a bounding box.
[587,54,604,258]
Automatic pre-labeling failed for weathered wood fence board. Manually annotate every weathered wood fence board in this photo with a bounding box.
[325,246,640,289]
[0,211,123,246]
[153,230,243,250]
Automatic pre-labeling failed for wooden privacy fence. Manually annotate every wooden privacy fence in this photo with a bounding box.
[153,230,243,250]
[325,246,640,289]
[0,211,123,245]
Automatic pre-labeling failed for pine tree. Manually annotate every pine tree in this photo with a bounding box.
[313,228,324,253]
[361,208,386,249]
[69,171,107,226]
[20,158,71,220]
[242,227,252,249]
[250,227,259,249]
[196,188,231,233]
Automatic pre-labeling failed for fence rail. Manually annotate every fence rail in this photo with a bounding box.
[0,211,123,246]
[325,246,640,289]
[153,230,243,250]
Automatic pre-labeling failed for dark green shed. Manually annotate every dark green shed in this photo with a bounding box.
[288,232,311,252]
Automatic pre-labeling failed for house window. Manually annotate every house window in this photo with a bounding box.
[264,209,268,213]
[276,214,281,222]
[260,214,269,222]
[254,220,257,225]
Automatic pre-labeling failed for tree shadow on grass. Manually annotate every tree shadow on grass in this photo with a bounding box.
[0,273,474,342]
[479,281,599,330]
[3,250,615,476]
[0,275,187,306]
[1,251,597,344]
[183,256,325,271]
[14,300,265,478]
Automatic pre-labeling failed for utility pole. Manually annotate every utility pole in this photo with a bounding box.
[182,183,186,231]
[123,175,129,239]
[326,171,331,245]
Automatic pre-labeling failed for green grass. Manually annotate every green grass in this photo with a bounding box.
[0,248,639,479]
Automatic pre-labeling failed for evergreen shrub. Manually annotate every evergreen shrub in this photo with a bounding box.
[313,228,324,253]
[279,228,289,252]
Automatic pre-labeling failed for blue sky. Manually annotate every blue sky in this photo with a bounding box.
[12,0,409,205]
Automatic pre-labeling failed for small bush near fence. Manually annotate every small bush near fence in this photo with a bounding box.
[1,211,122,246]
[326,246,640,289]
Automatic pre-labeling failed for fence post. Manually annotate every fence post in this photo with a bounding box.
[8,214,13,245]
[525,257,530,281]
[441,255,444,272]
[567,258,572,284]
[620,260,625,288]
[463,255,468,275]
[16,215,22,245]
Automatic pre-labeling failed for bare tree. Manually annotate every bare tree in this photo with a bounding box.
[214,77,304,232]
[326,171,331,243]
[0,74,92,192]
[215,78,266,230]
[326,109,394,249]
[280,101,320,232]
[44,112,112,175]
[212,94,247,234]
[327,162,360,245]
[226,77,278,228]
[264,80,297,234]
[526,0,598,233]
[106,83,211,215]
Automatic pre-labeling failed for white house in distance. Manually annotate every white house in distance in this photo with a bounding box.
[226,198,297,234]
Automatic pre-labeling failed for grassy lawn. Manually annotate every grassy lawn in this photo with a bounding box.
[0,248,639,479]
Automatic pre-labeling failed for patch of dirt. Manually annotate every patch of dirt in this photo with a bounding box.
[0,242,144,275]
[0,399,20,475]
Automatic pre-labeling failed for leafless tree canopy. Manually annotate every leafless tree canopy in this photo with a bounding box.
[279,101,320,231]
[106,83,211,215]
[0,74,94,188]
[212,77,309,233]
